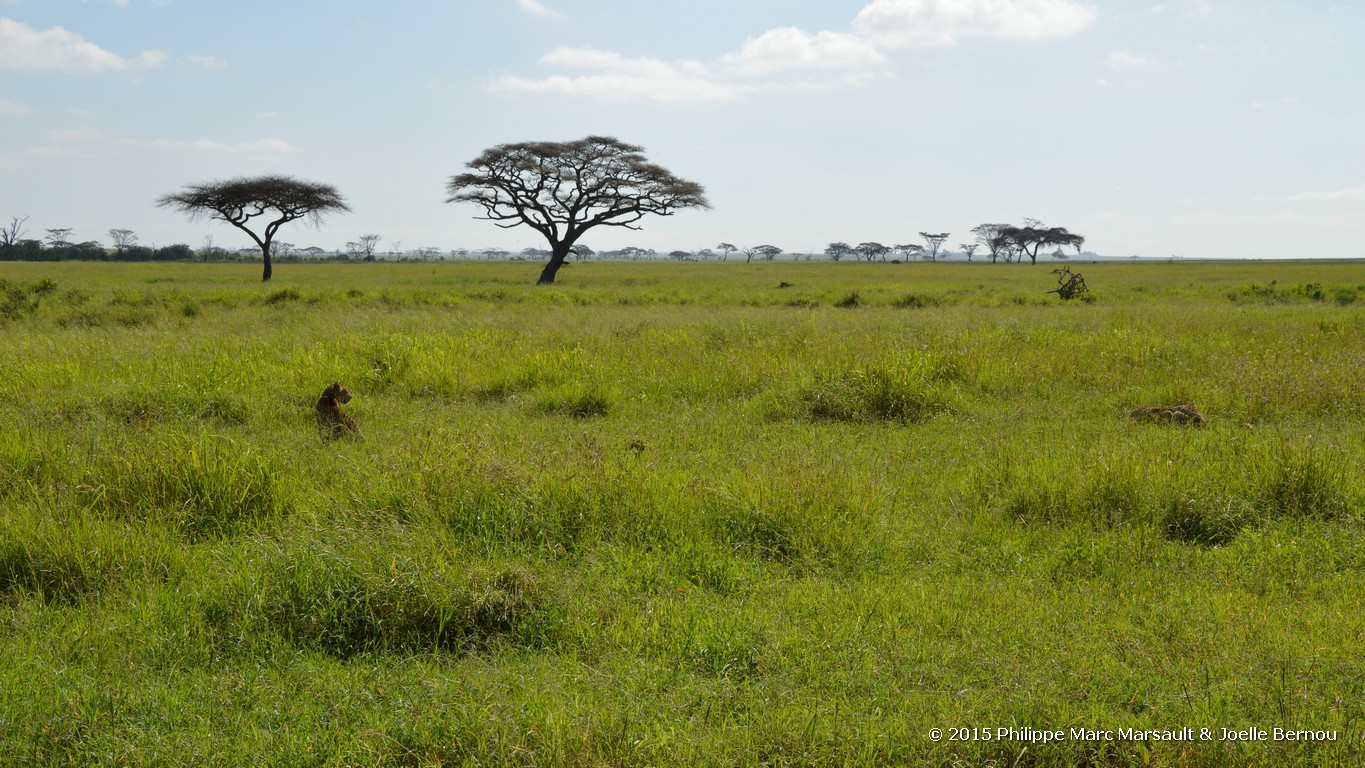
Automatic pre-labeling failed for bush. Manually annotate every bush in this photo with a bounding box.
[0,278,54,320]
[833,291,861,308]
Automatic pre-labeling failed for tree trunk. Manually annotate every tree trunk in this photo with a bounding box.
[538,243,570,284]
[261,245,273,281]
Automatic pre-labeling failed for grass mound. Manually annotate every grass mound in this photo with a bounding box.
[82,435,285,540]
[205,533,551,658]
[0,516,181,604]
[792,356,961,424]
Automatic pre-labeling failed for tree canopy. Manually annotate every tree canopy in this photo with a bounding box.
[157,175,349,281]
[446,136,709,284]
[1000,224,1085,265]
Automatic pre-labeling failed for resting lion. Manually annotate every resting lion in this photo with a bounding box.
[1130,403,1205,426]
[316,381,362,439]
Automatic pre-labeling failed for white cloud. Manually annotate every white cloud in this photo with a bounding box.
[185,54,227,70]
[489,48,740,103]
[514,0,559,17]
[852,0,1098,47]
[490,23,891,103]
[0,18,165,72]
[1106,51,1154,68]
[0,97,28,115]
[1256,184,1365,203]
[722,27,886,76]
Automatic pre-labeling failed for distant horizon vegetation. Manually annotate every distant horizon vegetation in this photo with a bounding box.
[1,219,1350,266]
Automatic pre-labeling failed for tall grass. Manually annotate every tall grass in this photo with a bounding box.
[0,260,1362,766]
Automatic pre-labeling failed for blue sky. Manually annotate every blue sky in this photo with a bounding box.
[1,0,1361,259]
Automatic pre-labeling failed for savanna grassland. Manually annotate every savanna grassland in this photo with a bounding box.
[1,259,1363,767]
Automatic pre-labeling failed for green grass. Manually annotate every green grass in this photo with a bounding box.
[1,259,1363,766]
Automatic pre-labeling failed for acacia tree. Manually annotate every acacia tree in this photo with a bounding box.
[894,243,924,261]
[1000,222,1085,265]
[919,231,950,262]
[45,228,74,248]
[107,228,138,255]
[447,136,708,285]
[959,243,979,262]
[716,242,737,261]
[971,223,1011,264]
[824,242,852,261]
[345,233,382,261]
[741,244,781,262]
[857,241,889,262]
[158,175,350,281]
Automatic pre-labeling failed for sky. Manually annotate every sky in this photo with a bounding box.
[0,0,1362,259]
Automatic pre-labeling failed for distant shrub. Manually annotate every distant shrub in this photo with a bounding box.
[56,305,156,329]
[892,293,941,308]
[833,291,861,308]
[0,278,50,320]
[536,386,609,418]
[1225,281,1332,304]
[60,288,90,306]
[265,287,302,304]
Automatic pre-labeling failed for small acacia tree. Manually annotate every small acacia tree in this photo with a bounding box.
[919,232,950,262]
[856,242,889,262]
[447,136,709,284]
[107,228,138,256]
[1000,222,1085,265]
[158,175,350,281]
[972,223,1011,264]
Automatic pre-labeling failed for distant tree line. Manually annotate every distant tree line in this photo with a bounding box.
[1,213,1086,267]
[0,217,200,262]
[822,221,1085,265]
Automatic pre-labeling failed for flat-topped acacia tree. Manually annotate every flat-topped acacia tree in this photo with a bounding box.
[446,136,709,285]
[158,175,349,281]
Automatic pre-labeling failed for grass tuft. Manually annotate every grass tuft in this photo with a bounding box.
[792,356,959,423]
[536,385,610,418]
[82,435,285,540]
[205,534,550,658]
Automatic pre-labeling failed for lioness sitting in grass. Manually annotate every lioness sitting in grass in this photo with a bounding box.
[316,382,362,439]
